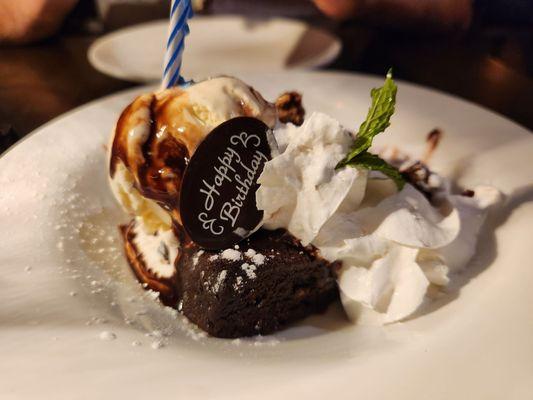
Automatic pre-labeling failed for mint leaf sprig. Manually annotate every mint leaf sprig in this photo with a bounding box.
[337,69,405,190]
[347,152,405,189]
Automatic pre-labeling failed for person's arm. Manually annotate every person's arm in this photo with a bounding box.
[314,0,472,32]
[0,0,78,44]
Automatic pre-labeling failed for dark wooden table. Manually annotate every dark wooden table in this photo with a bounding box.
[0,18,532,151]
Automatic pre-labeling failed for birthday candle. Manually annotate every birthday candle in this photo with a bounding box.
[162,0,193,88]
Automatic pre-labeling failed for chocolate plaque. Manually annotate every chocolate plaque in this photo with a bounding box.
[180,117,272,249]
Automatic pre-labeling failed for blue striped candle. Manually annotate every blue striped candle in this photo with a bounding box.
[162,0,193,88]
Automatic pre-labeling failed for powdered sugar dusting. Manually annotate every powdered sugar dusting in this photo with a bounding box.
[244,248,266,265]
[192,250,204,266]
[241,263,257,279]
[233,276,244,291]
[251,253,265,265]
[212,270,227,293]
[151,340,165,349]
[244,249,256,258]
[99,331,116,341]
[221,248,241,261]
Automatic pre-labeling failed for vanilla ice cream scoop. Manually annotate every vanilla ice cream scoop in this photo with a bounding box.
[109,77,277,233]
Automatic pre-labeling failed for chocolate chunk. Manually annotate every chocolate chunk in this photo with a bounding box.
[275,91,305,126]
[401,161,431,187]
[421,128,443,163]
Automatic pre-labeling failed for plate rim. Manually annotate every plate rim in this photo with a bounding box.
[87,15,342,82]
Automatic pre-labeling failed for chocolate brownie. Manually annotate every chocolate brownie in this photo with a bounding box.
[180,229,339,338]
[121,221,340,338]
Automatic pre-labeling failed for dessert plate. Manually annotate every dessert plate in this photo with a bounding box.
[1,71,532,400]
[88,16,341,82]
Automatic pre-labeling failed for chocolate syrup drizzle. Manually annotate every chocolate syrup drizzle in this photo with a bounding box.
[110,91,232,293]
[110,89,305,303]
[111,94,190,215]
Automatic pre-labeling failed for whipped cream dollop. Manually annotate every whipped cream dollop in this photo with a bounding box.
[257,113,368,245]
[257,112,502,324]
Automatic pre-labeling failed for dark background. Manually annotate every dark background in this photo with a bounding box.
[0,0,532,149]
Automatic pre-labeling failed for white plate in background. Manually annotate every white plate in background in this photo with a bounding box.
[1,71,532,399]
[88,16,342,82]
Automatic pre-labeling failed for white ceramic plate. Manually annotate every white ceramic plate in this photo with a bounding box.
[1,71,532,400]
[88,16,341,82]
